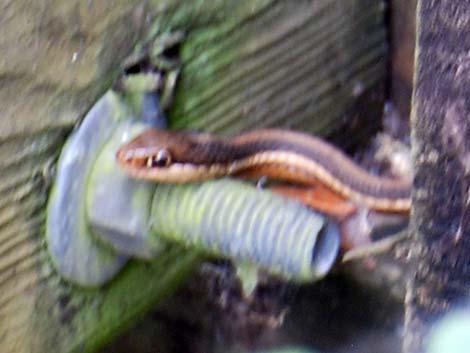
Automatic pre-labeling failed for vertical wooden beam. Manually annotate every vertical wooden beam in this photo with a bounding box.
[405,1,470,352]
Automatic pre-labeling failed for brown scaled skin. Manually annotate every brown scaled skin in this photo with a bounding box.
[116,128,412,212]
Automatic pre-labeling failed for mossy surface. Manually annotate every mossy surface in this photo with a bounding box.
[0,0,386,352]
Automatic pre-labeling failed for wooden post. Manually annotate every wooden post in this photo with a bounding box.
[405,1,470,352]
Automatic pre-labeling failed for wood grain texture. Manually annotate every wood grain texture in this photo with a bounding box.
[0,123,203,353]
[171,0,387,138]
[0,1,203,352]
[0,0,387,352]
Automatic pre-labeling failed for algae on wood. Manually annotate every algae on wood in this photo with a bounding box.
[171,0,387,139]
[0,0,387,352]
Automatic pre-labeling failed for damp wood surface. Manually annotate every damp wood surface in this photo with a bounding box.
[389,0,417,118]
[404,1,470,353]
[0,1,387,352]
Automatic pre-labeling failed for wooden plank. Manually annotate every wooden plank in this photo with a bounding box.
[171,0,387,140]
[0,0,387,352]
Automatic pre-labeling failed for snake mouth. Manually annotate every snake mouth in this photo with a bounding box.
[116,148,149,172]
[116,151,228,183]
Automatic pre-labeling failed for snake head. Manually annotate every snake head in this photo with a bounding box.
[117,144,172,169]
[115,128,220,182]
[116,129,178,170]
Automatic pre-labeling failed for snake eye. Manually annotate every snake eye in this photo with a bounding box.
[147,149,172,168]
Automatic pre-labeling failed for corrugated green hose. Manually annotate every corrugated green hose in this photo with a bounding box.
[150,179,340,282]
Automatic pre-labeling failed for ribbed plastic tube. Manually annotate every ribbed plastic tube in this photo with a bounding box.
[150,179,340,282]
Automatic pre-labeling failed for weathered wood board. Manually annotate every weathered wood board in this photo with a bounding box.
[0,1,387,352]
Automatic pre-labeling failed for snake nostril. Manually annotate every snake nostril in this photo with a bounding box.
[117,149,133,164]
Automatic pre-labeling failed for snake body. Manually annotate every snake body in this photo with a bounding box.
[116,129,411,212]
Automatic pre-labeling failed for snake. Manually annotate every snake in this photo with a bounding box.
[116,128,412,212]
